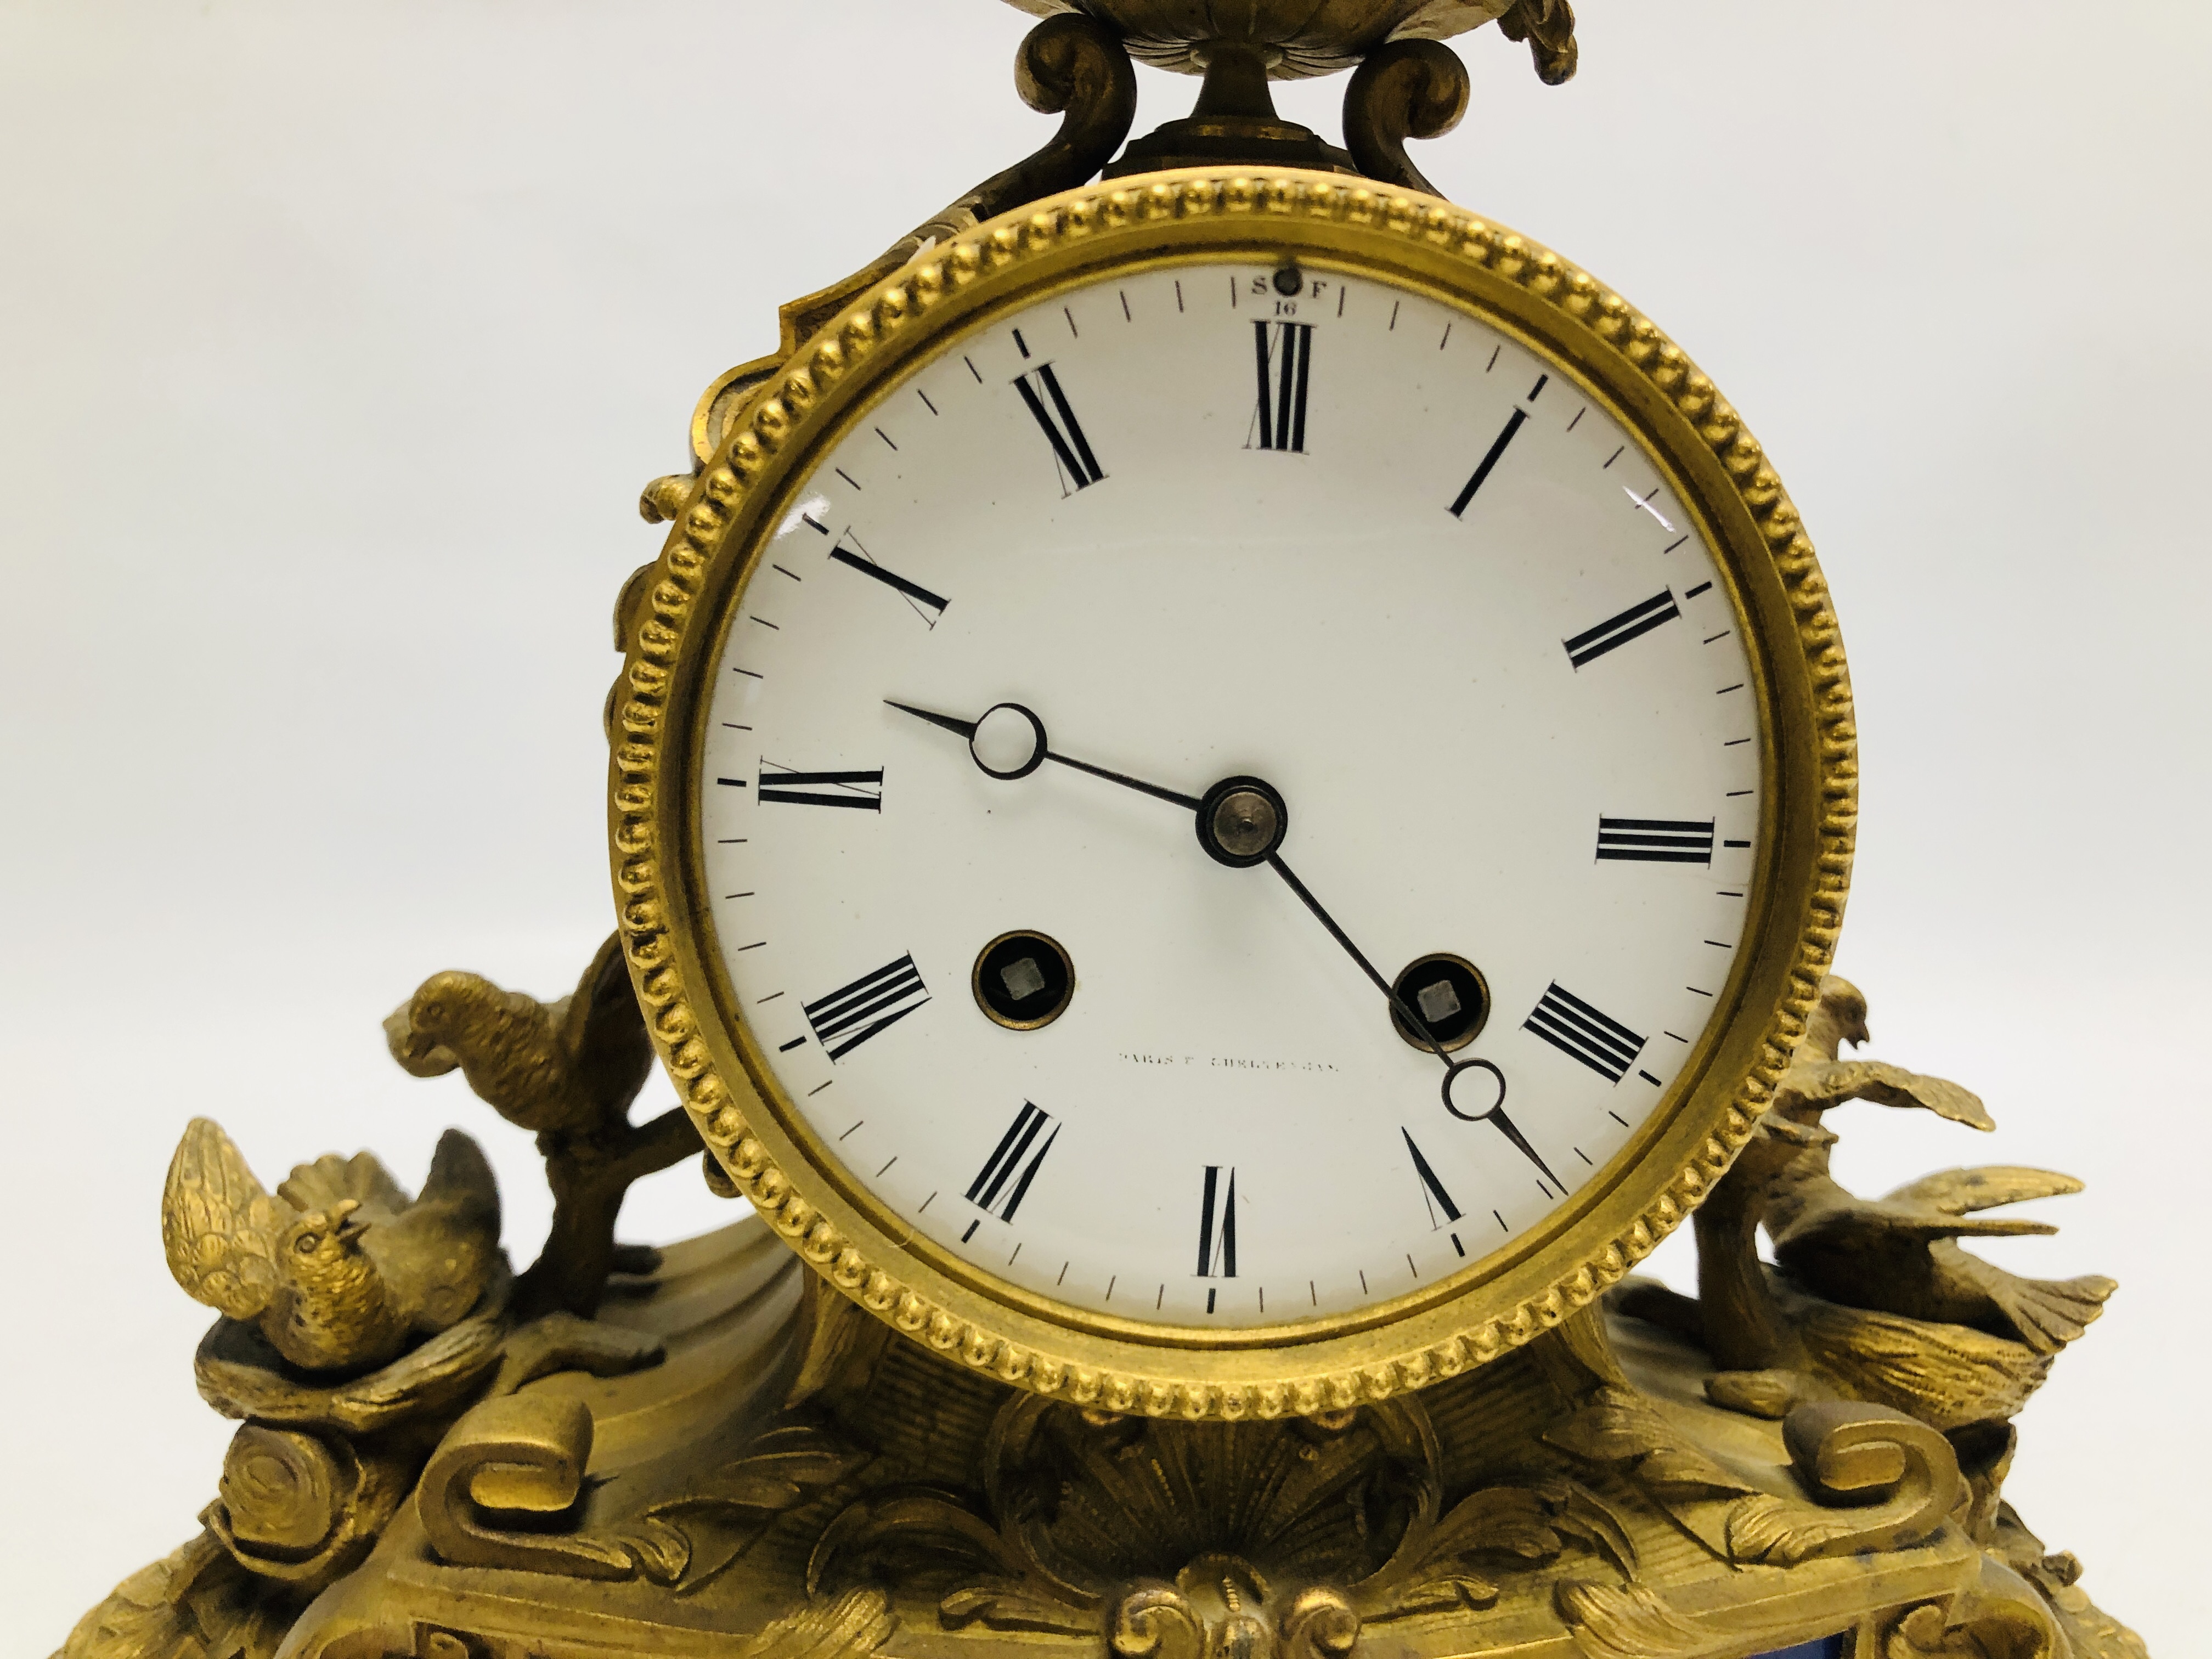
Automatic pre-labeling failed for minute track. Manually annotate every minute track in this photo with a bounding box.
[675,249,1809,1342]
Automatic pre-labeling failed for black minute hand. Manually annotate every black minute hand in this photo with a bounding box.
[1263,851,1567,1195]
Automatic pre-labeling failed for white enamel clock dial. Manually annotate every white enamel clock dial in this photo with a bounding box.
[699,260,1760,1330]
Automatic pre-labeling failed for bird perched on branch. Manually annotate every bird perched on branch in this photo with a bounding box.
[1770,977,1994,1134]
[162,1120,503,1374]
[387,934,656,1137]
[1764,977,2115,1354]
[385,933,699,1319]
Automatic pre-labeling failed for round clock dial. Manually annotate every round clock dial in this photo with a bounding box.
[701,261,1757,1328]
[617,173,1850,1410]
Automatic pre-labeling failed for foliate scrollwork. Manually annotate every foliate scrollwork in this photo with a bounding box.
[1760,1400,1962,1556]
[1107,1579,1204,1658]
[1103,1560,1361,1659]
[1885,1595,2055,1659]
[941,1581,1100,1640]
[814,1487,1031,1607]
[1545,1386,1960,1567]
[1550,1579,1708,1659]
[1990,1509,2152,1659]
[1280,1587,1363,1658]
[639,1416,878,1590]
[203,1424,411,1586]
[733,1587,897,1659]
[57,1533,297,1659]
[964,1395,1434,1612]
[1342,39,1470,198]
[416,1394,643,1581]
[416,1390,867,1589]
[1355,1474,1639,1622]
[2021,1555,2151,1659]
[809,1387,1650,1655]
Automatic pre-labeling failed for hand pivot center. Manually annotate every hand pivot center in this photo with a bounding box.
[1197,775,1289,867]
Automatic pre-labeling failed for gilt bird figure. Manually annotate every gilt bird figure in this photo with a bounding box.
[387,935,656,1137]
[385,933,698,1319]
[162,1119,503,1374]
[1763,977,2115,1354]
[1770,975,1995,1137]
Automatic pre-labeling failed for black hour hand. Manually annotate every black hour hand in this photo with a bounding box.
[885,698,1199,808]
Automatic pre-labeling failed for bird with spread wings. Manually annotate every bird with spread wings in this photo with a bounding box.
[162,1122,503,1374]
[1762,977,2115,1355]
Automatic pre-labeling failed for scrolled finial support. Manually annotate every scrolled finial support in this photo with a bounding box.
[1343,38,1471,198]
[1014,9,1140,141]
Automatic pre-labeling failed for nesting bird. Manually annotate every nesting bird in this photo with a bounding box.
[162,1118,503,1374]
[1619,975,2118,1427]
[1764,977,2115,1354]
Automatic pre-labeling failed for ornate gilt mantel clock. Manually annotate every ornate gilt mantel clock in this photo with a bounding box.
[62,6,2147,1658]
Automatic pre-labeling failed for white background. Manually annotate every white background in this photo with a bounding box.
[1,3,2202,1651]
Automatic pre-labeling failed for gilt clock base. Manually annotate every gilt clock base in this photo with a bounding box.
[61,955,2145,1659]
[86,1214,2104,1659]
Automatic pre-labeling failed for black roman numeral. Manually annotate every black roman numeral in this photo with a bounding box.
[804,955,929,1060]
[1012,364,1104,493]
[1250,321,1312,453]
[1450,375,1549,516]
[1195,1165,1238,1278]
[1448,408,1528,516]
[828,532,947,628]
[757,764,883,810]
[1563,590,1680,668]
[1403,1129,1463,1228]
[1596,816,1715,865]
[1523,984,1645,1084]
[966,1102,1058,1223]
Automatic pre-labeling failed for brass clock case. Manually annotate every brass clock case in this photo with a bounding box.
[610,168,1854,1421]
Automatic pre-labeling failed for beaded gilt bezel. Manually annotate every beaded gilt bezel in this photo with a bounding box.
[610,168,1855,1420]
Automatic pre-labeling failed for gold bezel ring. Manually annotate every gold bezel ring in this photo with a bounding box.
[609,169,1855,1421]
